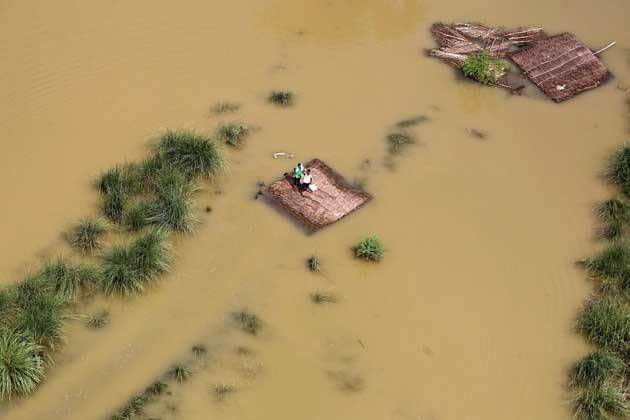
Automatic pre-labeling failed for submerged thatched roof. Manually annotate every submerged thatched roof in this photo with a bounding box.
[509,33,609,102]
[265,159,371,232]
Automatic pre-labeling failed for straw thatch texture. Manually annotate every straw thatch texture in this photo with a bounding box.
[509,33,609,102]
[265,159,372,232]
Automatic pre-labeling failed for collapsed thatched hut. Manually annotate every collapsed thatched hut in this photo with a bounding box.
[265,159,371,232]
[428,22,612,102]
[509,33,609,102]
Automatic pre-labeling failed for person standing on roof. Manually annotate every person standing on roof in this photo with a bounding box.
[293,162,305,186]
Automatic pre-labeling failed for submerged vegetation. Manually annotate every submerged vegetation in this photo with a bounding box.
[232,311,261,336]
[571,146,630,419]
[310,292,337,304]
[354,236,384,262]
[211,101,240,114]
[268,90,294,107]
[0,126,227,400]
[462,50,507,85]
[216,122,249,147]
[386,131,415,154]
[307,255,320,273]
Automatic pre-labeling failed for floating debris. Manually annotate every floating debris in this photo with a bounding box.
[273,152,295,159]
[466,129,487,140]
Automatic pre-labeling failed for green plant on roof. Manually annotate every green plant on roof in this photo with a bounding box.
[354,236,384,262]
[69,218,107,254]
[216,123,250,147]
[0,329,45,400]
[156,130,224,179]
[268,90,294,107]
[462,50,507,85]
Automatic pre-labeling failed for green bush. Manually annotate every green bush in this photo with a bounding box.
[0,329,44,400]
[216,123,249,147]
[584,242,630,292]
[354,236,384,262]
[102,188,127,224]
[462,51,507,85]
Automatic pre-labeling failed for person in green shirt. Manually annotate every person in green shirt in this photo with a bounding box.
[293,162,304,186]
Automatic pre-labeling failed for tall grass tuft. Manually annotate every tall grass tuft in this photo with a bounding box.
[212,102,240,113]
[576,298,630,353]
[14,290,66,354]
[571,350,624,387]
[216,123,249,147]
[125,203,149,232]
[171,364,191,382]
[156,130,224,179]
[145,169,198,233]
[607,144,630,193]
[102,188,127,224]
[100,229,171,296]
[573,381,628,420]
[69,218,107,254]
[268,90,294,107]
[354,236,384,262]
[307,255,320,273]
[584,242,630,292]
[0,329,44,400]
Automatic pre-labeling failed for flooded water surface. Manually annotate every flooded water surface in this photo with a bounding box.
[1,1,630,419]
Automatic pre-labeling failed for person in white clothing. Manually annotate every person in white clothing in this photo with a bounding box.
[299,169,313,192]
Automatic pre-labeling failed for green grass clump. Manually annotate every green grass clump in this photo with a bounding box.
[216,123,249,147]
[41,259,100,302]
[462,50,507,84]
[354,236,384,262]
[171,364,191,382]
[576,298,630,353]
[386,131,415,154]
[607,144,630,194]
[571,350,624,388]
[125,204,149,231]
[156,130,224,179]
[192,344,207,356]
[232,311,261,336]
[597,198,630,239]
[145,170,198,233]
[307,255,320,273]
[574,381,628,420]
[0,329,44,400]
[98,164,142,196]
[14,290,66,354]
[102,188,127,224]
[584,242,630,293]
[69,218,107,254]
[100,229,171,296]
[268,90,294,107]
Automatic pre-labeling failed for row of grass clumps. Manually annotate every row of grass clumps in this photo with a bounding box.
[0,129,224,400]
[571,144,630,419]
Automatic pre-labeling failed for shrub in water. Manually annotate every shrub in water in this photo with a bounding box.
[171,364,191,382]
[130,229,171,281]
[573,381,628,420]
[386,131,415,154]
[216,123,249,147]
[576,298,630,353]
[571,350,624,387]
[268,90,294,107]
[462,50,507,85]
[584,242,630,292]
[307,255,320,272]
[14,291,66,354]
[607,144,630,193]
[212,102,240,113]
[69,218,107,254]
[156,130,224,179]
[125,203,149,232]
[354,236,384,262]
[102,188,127,224]
[0,329,44,400]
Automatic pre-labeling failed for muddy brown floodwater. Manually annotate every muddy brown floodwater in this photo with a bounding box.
[1,1,630,419]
